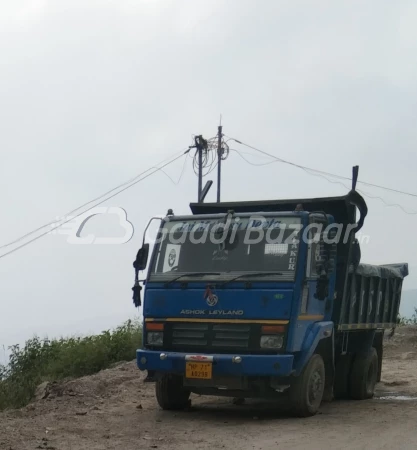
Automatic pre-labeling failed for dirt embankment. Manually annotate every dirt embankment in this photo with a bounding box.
[1,326,417,450]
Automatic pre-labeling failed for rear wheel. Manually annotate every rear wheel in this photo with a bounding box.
[289,354,325,417]
[155,374,190,410]
[349,348,378,400]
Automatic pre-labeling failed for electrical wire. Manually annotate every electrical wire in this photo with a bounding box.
[172,152,189,185]
[0,151,189,260]
[191,135,229,178]
[231,149,282,166]
[0,148,188,250]
[229,139,417,215]
[233,147,360,192]
[227,136,417,199]
[205,159,219,176]
[296,165,417,214]
[356,190,417,215]
[192,147,216,177]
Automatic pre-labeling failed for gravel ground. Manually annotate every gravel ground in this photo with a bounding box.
[1,327,417,450]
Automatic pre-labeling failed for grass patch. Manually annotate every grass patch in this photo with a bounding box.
[0,319,142,410]
[398,308,417,326]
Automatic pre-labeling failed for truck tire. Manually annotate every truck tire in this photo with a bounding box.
[289,354,325,417]
[333,354,352,399]
[155,374,190,410]
[349,348,378,400]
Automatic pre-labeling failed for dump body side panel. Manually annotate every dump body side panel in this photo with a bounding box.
[337,263,408,330]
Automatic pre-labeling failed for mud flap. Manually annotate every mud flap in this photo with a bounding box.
[144,370,156,382]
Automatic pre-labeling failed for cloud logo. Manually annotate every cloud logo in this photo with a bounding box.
[52,207,134,245]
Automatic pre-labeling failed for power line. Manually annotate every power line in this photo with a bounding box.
[356,190,417,215]
[191,134,229,178]
[0,151,189,260]
[233,147,358,192]
[172,152,189,185]
[0,149,188,250]
[227,136,417,199]
[231,149,283,167]
[229,138,417,215]
[299,165,417,215]
[152,153,189,186]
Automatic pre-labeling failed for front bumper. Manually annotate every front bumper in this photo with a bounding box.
[137,349,295,377]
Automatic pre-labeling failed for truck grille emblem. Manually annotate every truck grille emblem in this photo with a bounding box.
[204,286,218,307]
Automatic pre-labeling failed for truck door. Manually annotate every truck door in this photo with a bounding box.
[302,218,330,321]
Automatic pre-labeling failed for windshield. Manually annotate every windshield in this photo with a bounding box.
[149,215,302,282]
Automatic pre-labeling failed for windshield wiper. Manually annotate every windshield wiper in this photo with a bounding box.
[221,271,283,287]
[165,272,221,285]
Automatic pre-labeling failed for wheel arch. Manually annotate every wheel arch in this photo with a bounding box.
[293,321,334,377]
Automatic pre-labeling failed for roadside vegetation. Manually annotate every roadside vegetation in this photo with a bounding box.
[398,308,417,326]
[1,311,416,412]
[0,319,142,410]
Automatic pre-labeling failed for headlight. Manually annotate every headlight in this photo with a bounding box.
[260,335,284,349]
[147,331,163,346]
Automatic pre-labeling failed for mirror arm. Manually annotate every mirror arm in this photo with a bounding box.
[142,216,164,246]
[131,217,163,308]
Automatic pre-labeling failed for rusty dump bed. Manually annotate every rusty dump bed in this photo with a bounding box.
[337,262,409,330]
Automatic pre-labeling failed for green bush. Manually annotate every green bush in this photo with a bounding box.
[0,319,142,410]
[398,308,417,326]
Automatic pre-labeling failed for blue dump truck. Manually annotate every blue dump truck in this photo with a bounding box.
[132,188,408,417]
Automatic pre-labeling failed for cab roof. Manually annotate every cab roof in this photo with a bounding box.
[190,192,367,230]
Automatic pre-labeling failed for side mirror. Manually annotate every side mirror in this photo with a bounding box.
[326,243,337,273]
[351,238,361,270]
[316,230,337,275]
[314,230,334,300]
[315,234,328,276]
[134,243,150,271]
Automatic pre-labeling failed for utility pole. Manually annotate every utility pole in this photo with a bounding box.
[194,135,207,202]
[217,123,223,203]
[198,138,203,202]
[192,123,227,203]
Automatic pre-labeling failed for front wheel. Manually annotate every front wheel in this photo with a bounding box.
[289,354,325,417]
[155,374,190,410]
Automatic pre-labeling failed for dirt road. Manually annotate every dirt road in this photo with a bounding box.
[1,327,417,450]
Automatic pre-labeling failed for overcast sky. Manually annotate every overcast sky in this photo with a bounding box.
[1,0,417,358]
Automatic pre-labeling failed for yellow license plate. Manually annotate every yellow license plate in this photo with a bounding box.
[185,362,213,379]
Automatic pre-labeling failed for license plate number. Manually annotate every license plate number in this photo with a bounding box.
[185,362,212,379]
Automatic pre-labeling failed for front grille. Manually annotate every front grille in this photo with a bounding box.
[163,322,260,353]
[212,324,251,348]
[171,322,209,347]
